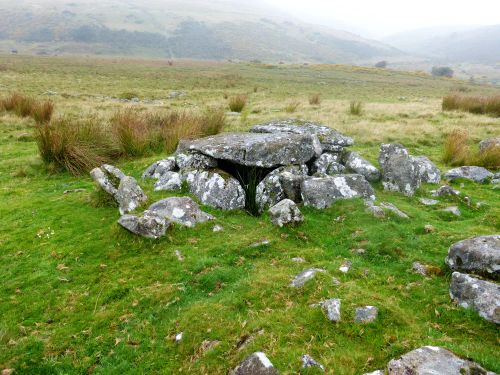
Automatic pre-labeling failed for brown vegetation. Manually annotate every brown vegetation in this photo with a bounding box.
[443,129,499,169]
[0,93,54,122]
[442,94,500,117]
[228,95,247,112]
[309,93,321,105]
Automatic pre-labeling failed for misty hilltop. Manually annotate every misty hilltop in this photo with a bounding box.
[0,0,402,63]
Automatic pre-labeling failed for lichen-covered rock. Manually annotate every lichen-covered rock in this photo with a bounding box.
[154,172,182,191]
[322,298,341,322]
[419,198,439,206]
[379,202,409,219]
[148,197,213,228]
[118,211,169,239]
[184,170,245,210]
[291,268,325,288]
[279,172,307,202]
[432,185,459,197]
[379,144,421,196]
[479,137,500,152]
[142,157,176,179]
[182,132,320,168]
[311,152,344,175]
[442,206,461,217]
[269,199,304,227]
[175,152,217,170]
[250,119,354,152]
[256,165,308,210]
[355,306,378,323]
[445,166,493,183]
[301,355,325,371]
[412,155,441,184]
[446,235,499,279]
[301,174,376,209]
[387,346,496,374]
[343,151,381,182]
[365,200,386,218]
[231,352,279,375]
[91,165,148,215]
[450,272,499,324]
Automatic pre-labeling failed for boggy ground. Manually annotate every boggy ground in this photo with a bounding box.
[0,55,499,374]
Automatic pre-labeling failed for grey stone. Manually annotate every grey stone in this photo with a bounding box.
[363,371,383,375]
[115,176,148,215]
[175,152,217,170]
[154,172,182,191]
[380,202,409,219]
[419,198,439,206]
[339,261,352,273]
[413,262,428,276]
[449,272,499,324]
[301,175,376,209]
[231,352,279,375]
[279,172,307,203]
[268,199,304,227]
[379,144,421,196]
[387,346,495,374]
[355,306,378,323]
[292,257,306,263]
[445,166,493,183]
[291,268,325,288]
[182,132,320,168]
[412,156,441,184]
[148,197,214,228]
[257,165,308,210]
[432,185,460,197]
[90,164,125,197]
[365,200,386,218]
[311,152,345,175]
[479,137,500,152]
[118,211,169,239]
[142,157,176,179]
[302,354,325,371]
[184,170,245,210]
[212,224,224,232]
[322,298,341,322]
[250,119,354,152]
[343,151,381,182]
[445,235,499,279]
[442,206,461,217]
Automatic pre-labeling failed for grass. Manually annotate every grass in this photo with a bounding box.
[228,95,247,112]
[443,129,500,169]
[1,93,54,123]
[349,100,363,116]
[0,55,499,374]
[442,94,500,117]
[284,101,301,113]
[309,93,321,105]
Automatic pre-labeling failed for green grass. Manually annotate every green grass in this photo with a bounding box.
[0,55,499,374]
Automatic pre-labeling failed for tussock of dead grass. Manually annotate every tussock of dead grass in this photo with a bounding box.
[443,129,499,169]
[228,95,247,112]
[1,93,54,123]
[443,94,500,117]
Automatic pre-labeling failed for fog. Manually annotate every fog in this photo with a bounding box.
[261,0,500,37]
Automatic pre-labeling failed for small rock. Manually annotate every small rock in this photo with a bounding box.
[231,352,279,375]
[380,202,409,219]
[249,240,271,248]
[352,248,366,255]
[441,206,461,217]
[412,262,428,276]
[445,166,493,183]
[355,306,378,323]
[175,250,185,261]
[322,298,341,322]
[148,197,214,228]
[363,371,383,375]
[302,354,325,371]
[449,272,500,324]
[339,261,352,273]
[432,185,459,197]
[175,332,183,342]
[212,224,224,232]
[419,198,439,206]
[154,172,182,191]
[291,268,325,288]
[343,151,381,182]
[365,200,386,218]
[142,157,176,179]
[479,137,500,152]
[291,257,305,263]
[118,211,169,239]
[424,224,435,233]
[269,199,304,227]
[332,277,341,285]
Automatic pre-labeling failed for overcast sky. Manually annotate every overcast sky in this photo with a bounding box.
[262,0,500,37]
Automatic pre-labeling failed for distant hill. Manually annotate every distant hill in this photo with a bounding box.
[384,25,500,63]
[0,0,402,63]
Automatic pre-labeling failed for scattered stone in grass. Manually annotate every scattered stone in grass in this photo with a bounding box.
[175,250,185,262]
[449,272,499,324]
[291,257,305,263]
[445,166,493,183]
[419,198,439,206]
[388,346,495,374]
[432,185,459,197]
[363,269,370,277]
[290,268,325,288]
[339,261,352,273]
[231,352,279,375]
[302,354,325,371]
[332,277,341,285]
[445,235,499,279]
[249,239,271,248]
[118,211,169,239]
[365,200,386,218]
[413,262,429,276]
[352,248,366,255]
[363,371,383,375]
[441,206,461,217]
[212,224,224,232]
[63,188,86,194]
[269,199,304,227]
[148,197,214,228]
[380,202,409,219]
[175,332,183,342]
[355,306,378,323]
[322,298,341,322]
[193,340,220,361]
[424,224,435,233]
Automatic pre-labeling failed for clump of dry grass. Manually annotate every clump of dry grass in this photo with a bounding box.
[309,93,321,105]
[110,109,152,157]
[349,100,363,115]
[284,101,301,113]
[31,100,55,123]
[228,95,247,112]
[1,93,54,122]
[443,129,499,169]
[442,94,500,117]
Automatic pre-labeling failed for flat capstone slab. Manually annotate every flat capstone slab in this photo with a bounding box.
[183,132,320,168]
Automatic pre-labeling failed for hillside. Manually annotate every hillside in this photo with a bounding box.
[0,0,402,62]
[384,25,500,63]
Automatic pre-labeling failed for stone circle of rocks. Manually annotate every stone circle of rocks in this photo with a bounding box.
[445,235,499,324]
